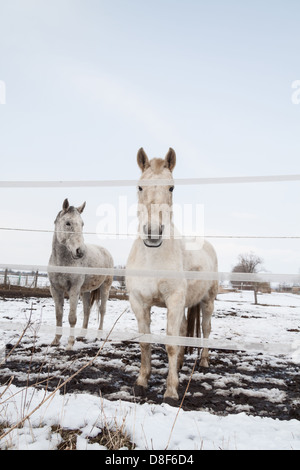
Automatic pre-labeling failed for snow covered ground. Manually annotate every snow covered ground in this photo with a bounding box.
[0,290,300,450]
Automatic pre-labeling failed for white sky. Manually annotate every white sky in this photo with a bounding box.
[0,0,299,274]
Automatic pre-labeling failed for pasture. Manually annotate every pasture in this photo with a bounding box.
[1,0,300,454]
[0,290,299,450]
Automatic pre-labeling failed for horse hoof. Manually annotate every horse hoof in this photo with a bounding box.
[133,384,147,398]
[199,358,209,368]
[163,397,179,407]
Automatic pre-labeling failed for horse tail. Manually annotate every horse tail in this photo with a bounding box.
[90,287,101,308]
[186,302,201,354]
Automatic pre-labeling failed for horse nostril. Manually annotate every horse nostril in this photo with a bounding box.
[76,248,83,258]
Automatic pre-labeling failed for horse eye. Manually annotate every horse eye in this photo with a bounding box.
[66,221,71,227]
[138,186,143,192]
[169,186,174,192]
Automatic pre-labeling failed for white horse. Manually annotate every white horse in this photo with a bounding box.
[126,148,218,403]
[48,199,113,349]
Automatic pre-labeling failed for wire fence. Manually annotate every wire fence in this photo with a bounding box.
[0,270,48,288]
[0,174,299,354]
[1,174,300,188]
[0,226,299,240]
[0,263,299,284]
[0,320,299,357]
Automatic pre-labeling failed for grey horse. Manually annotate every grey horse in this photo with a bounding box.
[48,198,113,349]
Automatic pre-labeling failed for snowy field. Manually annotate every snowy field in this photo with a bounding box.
[0,290,300,450]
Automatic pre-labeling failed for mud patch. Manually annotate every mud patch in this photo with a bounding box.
[1,338,299,421]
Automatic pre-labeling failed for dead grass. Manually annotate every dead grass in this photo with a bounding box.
[88,425,135,450]
[52,426,81,450]
[51,422,135,450]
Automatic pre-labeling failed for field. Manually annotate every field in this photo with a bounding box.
[0,290,300,450]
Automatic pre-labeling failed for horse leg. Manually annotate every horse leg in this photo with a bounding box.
[130,294,151,394]
[200,282,217,367]
[67,289,80,349]
[50,286,64,346]
[98,276,112,330]
[177,314,187,371]
[200,297,215,367]
[165,293,186,401]
[76,291,91,341]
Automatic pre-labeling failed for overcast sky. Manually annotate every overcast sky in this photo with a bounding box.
[0,0,299,274]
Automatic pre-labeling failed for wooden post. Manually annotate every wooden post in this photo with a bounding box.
[34,271,38,288]
[254,284,258,305]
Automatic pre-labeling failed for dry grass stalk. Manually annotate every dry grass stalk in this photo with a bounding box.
[0,307,129,444]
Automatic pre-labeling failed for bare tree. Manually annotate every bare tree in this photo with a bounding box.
[231,252,264,304]
[234,252,263,275]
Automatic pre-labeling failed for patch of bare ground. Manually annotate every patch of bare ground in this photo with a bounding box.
[1,338,299,421]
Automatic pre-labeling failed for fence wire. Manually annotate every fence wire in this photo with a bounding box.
[1,174,300,188]
[1,263,300,284]
[0,173,299,356]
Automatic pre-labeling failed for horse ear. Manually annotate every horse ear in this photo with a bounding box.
[164,148,176,172]
[137,148,150,172]
[62,198,69,212]
[77,201,86,214]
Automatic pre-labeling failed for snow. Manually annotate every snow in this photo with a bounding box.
[0,290,300,450]
[1,383,299,451]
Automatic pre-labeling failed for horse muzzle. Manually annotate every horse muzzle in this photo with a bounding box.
[70,246,85,259]
[75,247,85,259]
[142,224,164,248]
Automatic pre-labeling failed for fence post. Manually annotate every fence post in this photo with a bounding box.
[254,284,258,305]
[34,271,38,288]
[4,269,8,286]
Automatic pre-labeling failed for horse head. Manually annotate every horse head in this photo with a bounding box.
[136,148,176,248]
[54,198,86,259]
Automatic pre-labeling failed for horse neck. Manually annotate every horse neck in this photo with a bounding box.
[51,232,73,265]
